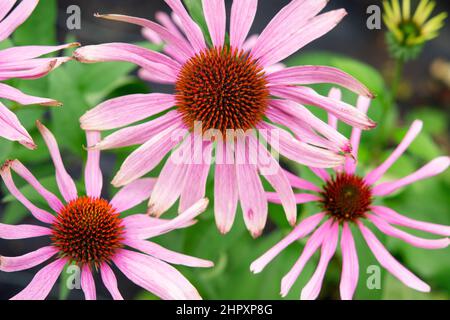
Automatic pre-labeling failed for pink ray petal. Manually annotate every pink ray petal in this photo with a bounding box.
[0,43,79,62]
[0,246,57,272]
[283,169,321,192]
[250,212,325,273]
[0,0,38,41]
[0,223,51,240]
[100,263,123,300]
[179,141,212,213]
[251,0,327,65]
[0,57,70,80]
[123,238,213,268]
[301,221,339,300]
[81,93,175,131]
[371,206,450,237]
[267,66,373,98]
[165,0,206,53]
[214,160,239,234]
[0,101,35,149]
[112,249,201,300]
[202,0,226,47]
[327,88,341,130]
[365,120,423,185]
[0,0,17,21]
[0,83,60,106]
[85,131,102,199]
[8,160,63,212]
[156,11,184,38]
[266,192,321,205]
[81,265,96,300]
[280,219,332,297]
[111,122,184,187]
[367,214,450,249]
[0,163,55,224]
[270,86,376,130]
[358,221,430,292]
[230,0,258,49]
[37,121,78,202]
[372,157,450,196]
[110,178,156,213]
[340,222,359,300]
[10,258,66,300]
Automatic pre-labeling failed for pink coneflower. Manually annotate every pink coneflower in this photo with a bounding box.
[0,122,213,300]
[0,0,77,148]
[250,88,450,300]
[75,0,377,237]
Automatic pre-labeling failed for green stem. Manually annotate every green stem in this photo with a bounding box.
[390,58,405,104]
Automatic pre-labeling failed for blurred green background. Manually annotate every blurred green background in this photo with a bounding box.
[0,0,449,300]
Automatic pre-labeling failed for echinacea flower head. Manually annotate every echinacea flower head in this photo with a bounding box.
[383,0,447,60]
[0,122,213,300]
[75,0,377,237]
[251,88,450,300]
[0,0,77,148]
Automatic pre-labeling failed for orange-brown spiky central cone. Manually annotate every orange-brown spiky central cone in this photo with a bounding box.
[51,196,124,267]
[175,46,270,133]
[321,173,372,222]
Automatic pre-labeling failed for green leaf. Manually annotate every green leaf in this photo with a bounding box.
[183,0,211,45]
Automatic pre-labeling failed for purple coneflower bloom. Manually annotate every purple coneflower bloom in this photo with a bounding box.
[74,0,376,237]
[251,88,450,300]
[0,0,77,148]
[0,122,213,300]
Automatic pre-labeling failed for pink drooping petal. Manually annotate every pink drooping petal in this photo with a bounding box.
[85,131,103,199]
[236,143,268,238]
[0,0,17,21]
[37,121,78,202]
[92,110,182,150]
[111,123,185,187]
[0,164,55,224]
[242,34,258,52]
[138,68,175,85]
[156,11,184,39]
[81,265,96,300]
[8,160,63,212]
[123,238,213,268]
[81,93,175,131]
[0,43,79,62]
[344,95,371,173]
[165,0,206,53]
[214,162,239,234]
[112,249,201,300]
[258,9,347,67]
[310,168,331,182]
[340,222,359,300]
[10,258,66,300]
[123,214,195,240]
[367,214,450,249]
[254,137,296,226]
[142,26,162,44]
[372,157,450,196]
[266,192,321,205]
[365,120,423,185]
[95,14,194,61]
[124,198,208,239]
[100,263,123,300]
[270,86,376,129]
[301,221,339,300]
[327,88,340,130]
[0,0,38,41]
[269,99,350,153]
[0,102,35,149]
[251,0,327,65]
[148,137,193,217]
[0,83,60,106]
[358,221,430,292]
[250,212,325,274]
[281,219,332,297]
[202,0,225,47]
[110,178,156,213]
[283,169,321,192]
[259,122,345,168]
[230,0,258,49]
[267,66,373,98]
[0,57,70,81]
[73,44,178,83]
[179,141,212,213]
[0,223,51,240]
[0,246,57,272]
[371,206,450,237]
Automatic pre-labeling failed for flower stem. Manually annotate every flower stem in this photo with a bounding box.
[390,58,405,103]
